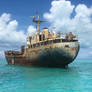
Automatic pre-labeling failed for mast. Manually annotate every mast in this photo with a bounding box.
[33,13,45,34]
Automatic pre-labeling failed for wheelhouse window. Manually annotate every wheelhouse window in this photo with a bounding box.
[36,43,40,47]
[49,40,53,44]
[65,45,69,48]
[41,42,44,45]
[31,45,32,48]
[44,41,48,45]
[53,39,61,43]
[30,39,61,49]
[33,44,36,48]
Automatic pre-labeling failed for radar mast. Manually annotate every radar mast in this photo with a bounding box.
[33,13,45,34]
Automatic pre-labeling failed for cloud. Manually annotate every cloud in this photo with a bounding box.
[89,51,92,55]
[27,25,36,36]
[77,48,92,59]
[44,0,92,48]
[0,50,5,59]
[0,0,92,59]
[0,13,26,49]
[0,13,37,58]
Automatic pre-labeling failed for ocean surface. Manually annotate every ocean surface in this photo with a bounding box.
[0,59,92,92]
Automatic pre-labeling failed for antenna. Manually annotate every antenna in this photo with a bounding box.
[32,12,45,34]
[36,12,39,20]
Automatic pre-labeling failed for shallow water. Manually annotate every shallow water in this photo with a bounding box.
[0,59,92,92]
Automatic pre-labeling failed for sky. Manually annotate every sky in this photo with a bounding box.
[0,0,92,59]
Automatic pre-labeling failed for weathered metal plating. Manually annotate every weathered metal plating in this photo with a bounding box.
[5,14,80,67]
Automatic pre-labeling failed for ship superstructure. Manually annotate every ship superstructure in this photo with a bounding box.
[5,14,79,67]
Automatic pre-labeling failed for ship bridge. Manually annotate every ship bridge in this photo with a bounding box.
[26,14,78,49]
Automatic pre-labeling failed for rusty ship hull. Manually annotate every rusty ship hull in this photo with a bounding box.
[5,14,80,67]
[5,41,79,67]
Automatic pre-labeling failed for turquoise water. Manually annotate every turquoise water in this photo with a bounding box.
[0,59,92,92]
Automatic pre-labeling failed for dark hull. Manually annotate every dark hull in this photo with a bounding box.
[5,45,79,67]
[5,55,73,67]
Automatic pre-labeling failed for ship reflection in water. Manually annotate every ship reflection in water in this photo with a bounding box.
[5,14,80,67]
